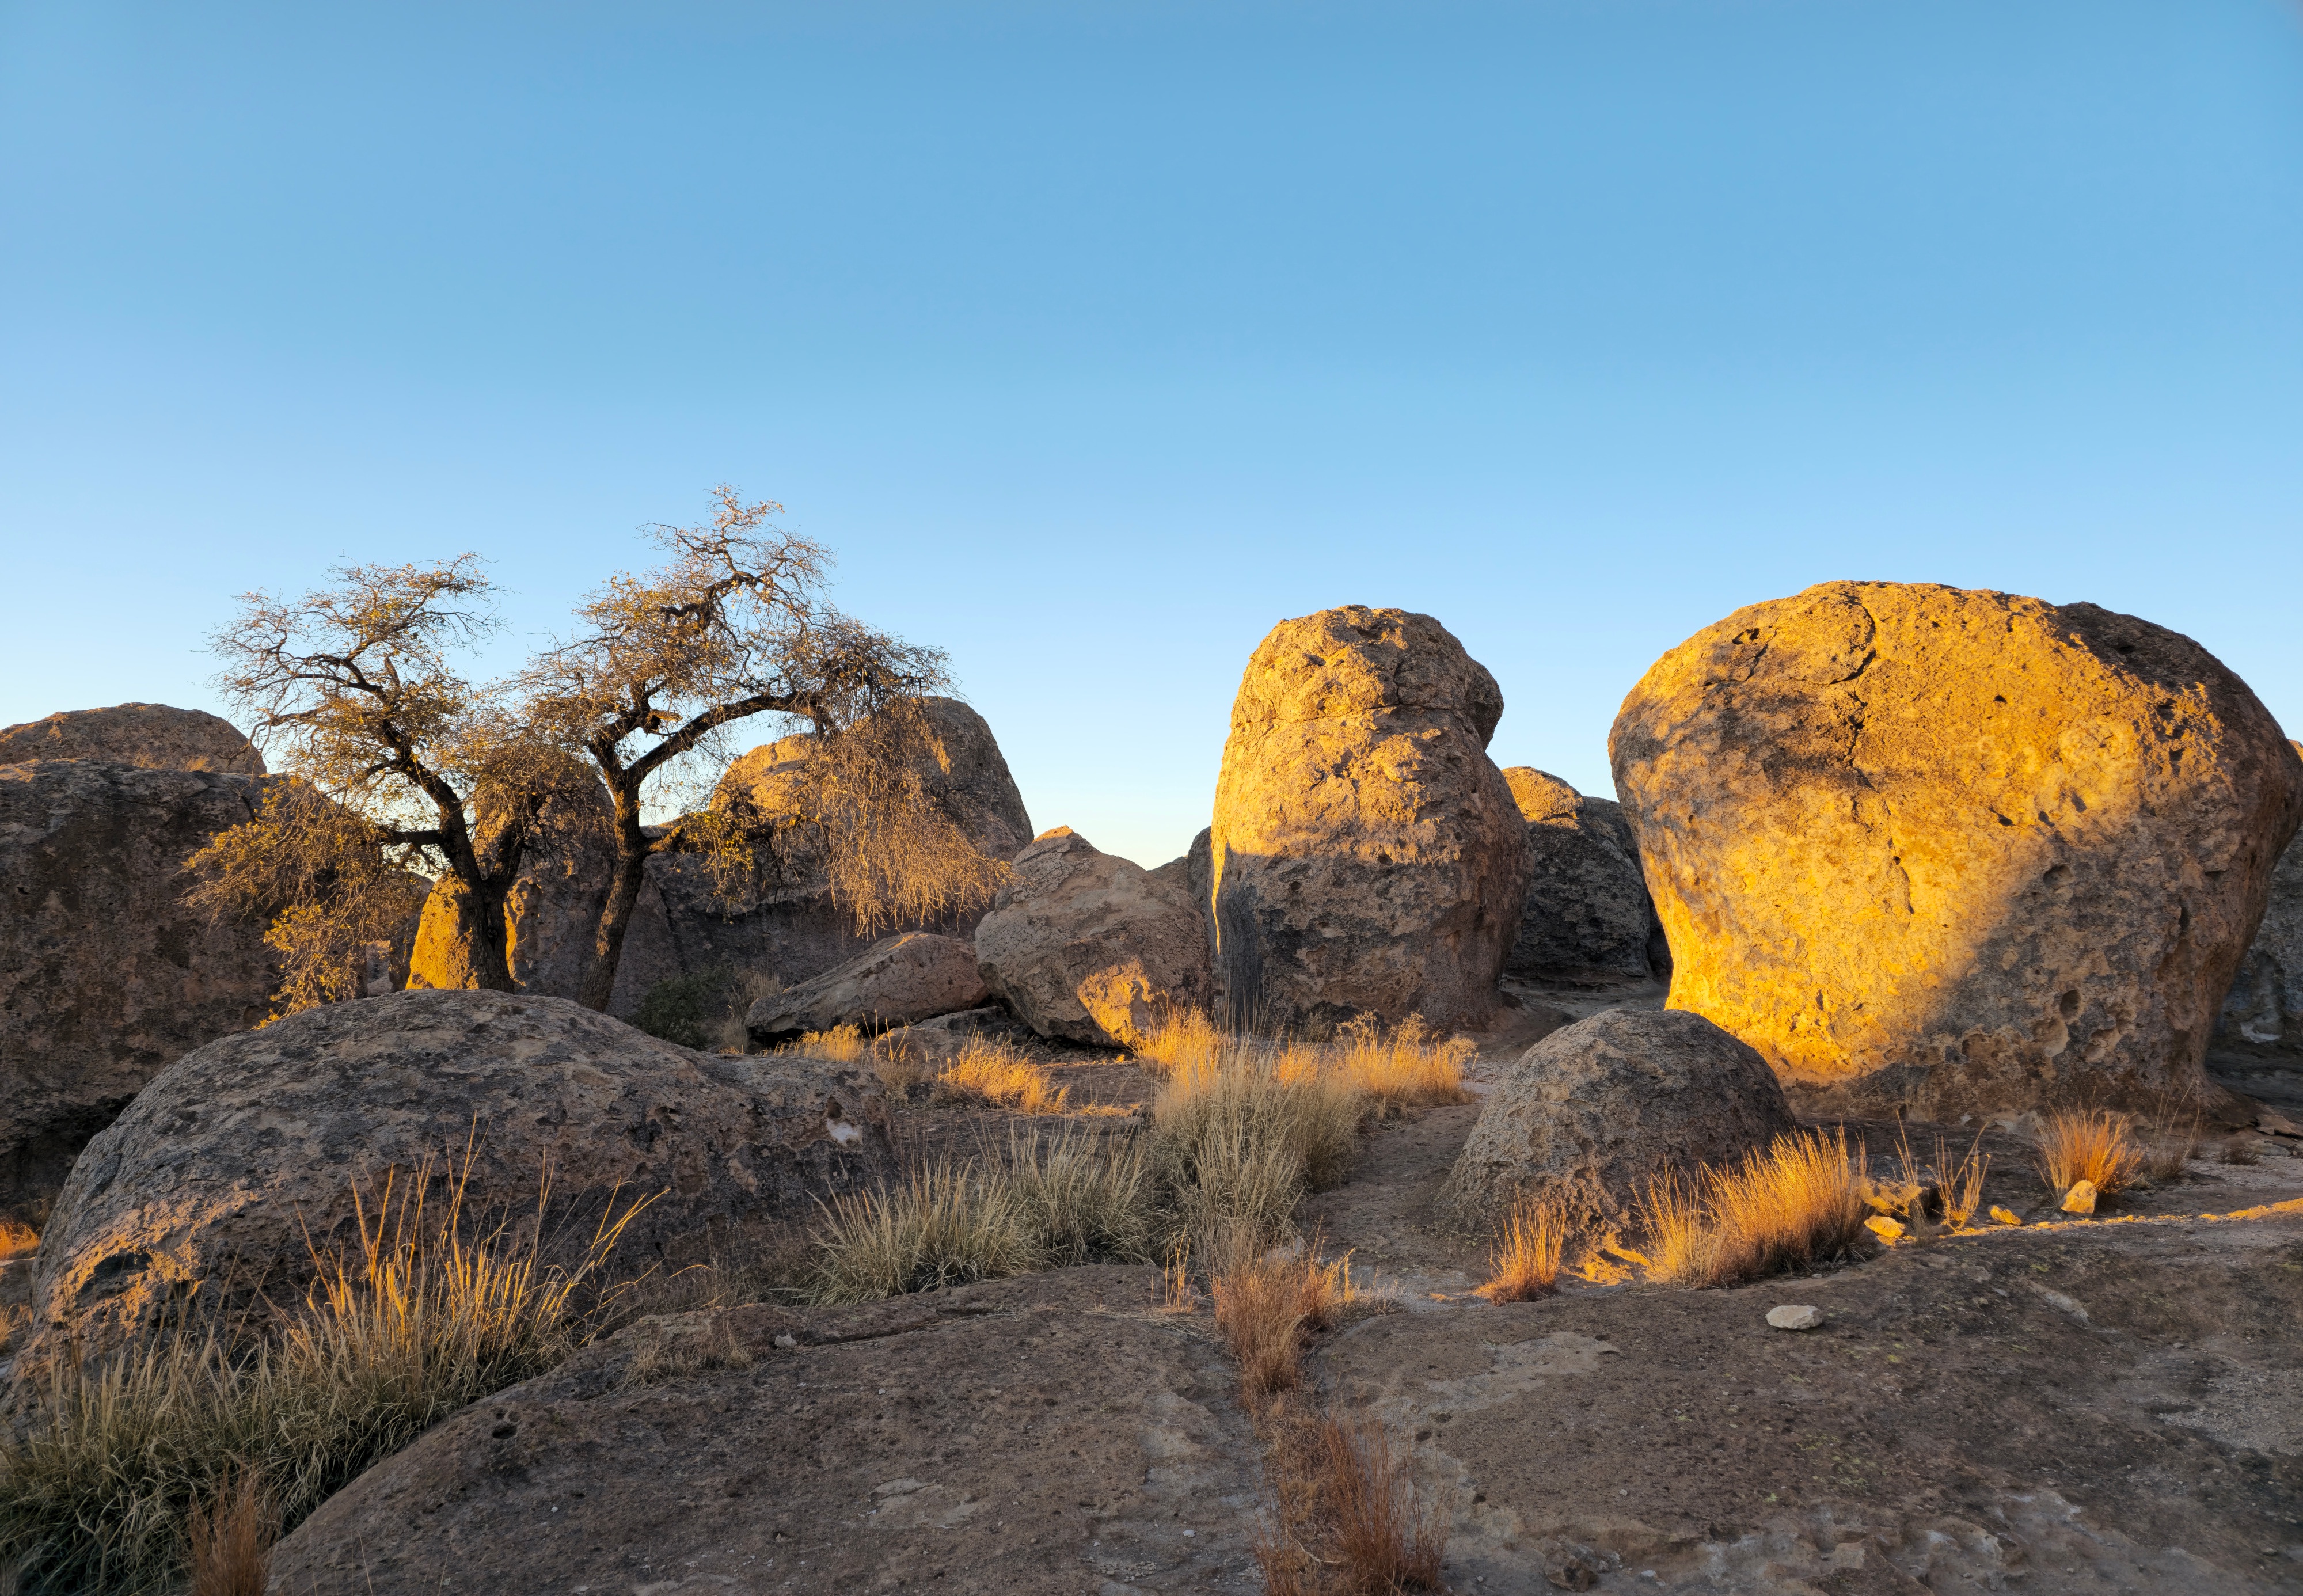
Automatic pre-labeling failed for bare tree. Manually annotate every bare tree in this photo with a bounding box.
[520,488,1003,1012]
[196,558,595,1005]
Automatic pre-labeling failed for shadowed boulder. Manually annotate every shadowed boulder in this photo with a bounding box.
[1500,767,1664,985]
[1209,606,1530,1032]
[1439,1008,1796,1233]
[21,990,891,1366]
[1611,582,2303,1120]
[2216,747,2303,1054]
[746,931,990,1045]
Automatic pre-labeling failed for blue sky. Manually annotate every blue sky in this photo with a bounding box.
[4,1,2300,867]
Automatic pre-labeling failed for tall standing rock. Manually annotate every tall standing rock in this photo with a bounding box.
[1611,582,2303,1118]
[0,703,266,774]
[1208,607,1530,1032]
[1500,767,1664,984]
[0,761,281,1226]
[2217,751,2303,1052]
[609,697,1032,1016]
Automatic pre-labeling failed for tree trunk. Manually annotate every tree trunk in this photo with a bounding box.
[576,790,653,1012]
[405,873,519,993]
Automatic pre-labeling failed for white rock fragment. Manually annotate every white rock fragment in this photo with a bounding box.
[1766,1304,1825,1331]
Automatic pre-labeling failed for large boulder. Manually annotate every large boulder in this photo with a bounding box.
[267,1269,1259,1595]
[1208,606,1530,1032]
[746,931,990,1045]
[0,761,282,1230]
[1612,582,2303,1119]
[975,827,1216,1048]
[2217,746,2303,1052]
[406,769,615,1000]
[0,703,265,774]
[21,990,891,1363]
[607,697,1033,1016]
[1439,1008,1797,1233]
[1501,767,1664,985]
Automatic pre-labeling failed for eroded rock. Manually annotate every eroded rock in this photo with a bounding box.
[22,990,890,1363]
[0,761,282,1228]
[746,931,990,1045]
[975,827,1215,1048]
[1439,1008,1796,1232]
[1209,606,1530,1031]
[2217,758,2303,1051]
[0,703,264,774]
[1502,767,1663,985]
[1611,582,2303,1118]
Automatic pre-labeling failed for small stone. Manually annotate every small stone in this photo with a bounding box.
[1864,1215,1905,1242]
[2060,1179,2099,1215]
[773,1333,798,1350]
[1989,1205,2024,1226]
[1766,1304,1825,1331]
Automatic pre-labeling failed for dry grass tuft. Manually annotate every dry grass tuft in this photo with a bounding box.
[1152,1055,1362,1254]
[1135,1008,1228,1078]
[2034,1108,2145,1200]
[0,1215,37,1260]
[2139,1116,2201,1184]
[788,1021,869,1063]
[1640,1130,1869,1288]
[1936,1135,1991,1228]
[0,1157,644,1596]
[185,1472,275,1596]
[937,1037,1069,1115]
[1472,1196,1568,1302]
[805,1162,1038,1303]
[622,1310,756,1388]
[1321,1418,1450,1593]
[1326,1014,1474,1110]
[1004,1126,1154,1266]
[1214,1256,1310,1399]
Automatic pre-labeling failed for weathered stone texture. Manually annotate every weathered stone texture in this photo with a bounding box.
[2217,744,2303,1052]
[746,931,990,1044]
[975,827,1215,1048]
[0,761,280,1228]
[1209,607,1530,1031]
[0,702,265,774]
[22,990,891,1363]
[1501,767,1663,984]
[1610,582,2303,1118]
[1439,1007,1797,1233]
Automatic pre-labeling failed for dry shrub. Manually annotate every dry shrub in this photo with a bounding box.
[1640,1130,1869,1288]
[1135,1008,1227,1078]
[2221,1135,2262,1166]
[1321,1418,1450,1593]
[865,1029,937,1095]
[2139,1118,2201,1184]
[938,1038,1069,1115]
[1153,1054,1361,1251]
[1936,1135,1990,1229]
[2034,1108,2144,1199]
[0,1159,643,1596]
[0,1215,38,1260]
[1473,1196,1568,1303]
[789,1021,869,1064]
[1210,1242,1373,1401]
[805,1163,1038,1303]
[1327,1014,1473,1110]
[185,1472,274,1596]
[1005,1126,1154,1266]
[621,1310,756,1388]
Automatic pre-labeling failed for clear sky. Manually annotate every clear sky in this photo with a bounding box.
[5,2,2300,868]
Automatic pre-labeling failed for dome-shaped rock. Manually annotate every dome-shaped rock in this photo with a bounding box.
[0,702,265,774]
[1610,582,2303,1118]
[1208,607,1530,1032]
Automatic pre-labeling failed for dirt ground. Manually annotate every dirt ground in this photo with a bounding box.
[272,994,2303,1593]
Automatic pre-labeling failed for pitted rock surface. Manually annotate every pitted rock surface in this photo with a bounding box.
[1440,1007,1796,1232]
[0,760,282,1228]
[1209,606,1530,1031]
[22,990,890,1364]
[1502,766,1664,984]
[1611,582,2303,1118]
[0,702,265,774]
[975,827,1215,1047]
[2218,751,2303,1053]
[747,930,990,1043]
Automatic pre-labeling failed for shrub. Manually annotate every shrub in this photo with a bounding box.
[805,1163,1039,1304]
[938,1037,1069,1114]
[0,1161,643,1596]
[634,967,738,1050]
[789,1021,869,1064]
[1151,1057,1361,1254]
[1005,1126,1154,1267]
[1472,1196,1568,1303]
[2034,1108,2145,1199]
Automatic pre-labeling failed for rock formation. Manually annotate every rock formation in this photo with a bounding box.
[1208,606,1530,1031]
[1439,1008,1796,1232]
[0,702,265,774]
[1501,767,1664,984]
[405,773,615,1000]
[268,1268,1257,1594]
[746,932,990,1044]
[1611,582,2303,1118]
[606,697,1033,1016]
[22,990,891,1363]
[2217,743,2303,1053]
[0,761,281,1229]
[975,827,1215,1048]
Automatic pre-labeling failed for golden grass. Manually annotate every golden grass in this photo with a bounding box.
[790,1021,869,1063]
[1936,1135,1990,1228]
[1640,1130,1870,1288]
[1321,1418,1450,1593]
[805,1163,1038,1303]
[0,1157,645,1596]
[2034,1108,2145,1200]
[1472,1196,1568,1302]
[1004,1125,1154,1266]
[1135,1007,1228,1078]
[937,1037,1070,1115]
[185,1472,273,1596]
[1151,1055,1362,1255]
[0,1214,37,1260]
[1326,1014,1473,1109]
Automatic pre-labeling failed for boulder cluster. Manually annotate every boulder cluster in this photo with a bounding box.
[4,583,2300,1367]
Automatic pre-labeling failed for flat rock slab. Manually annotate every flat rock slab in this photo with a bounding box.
[268,1267,1263,1595]
[1315,1218,2303,1594]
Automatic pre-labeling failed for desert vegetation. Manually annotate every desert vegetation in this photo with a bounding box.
[0,1161,648,1595]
